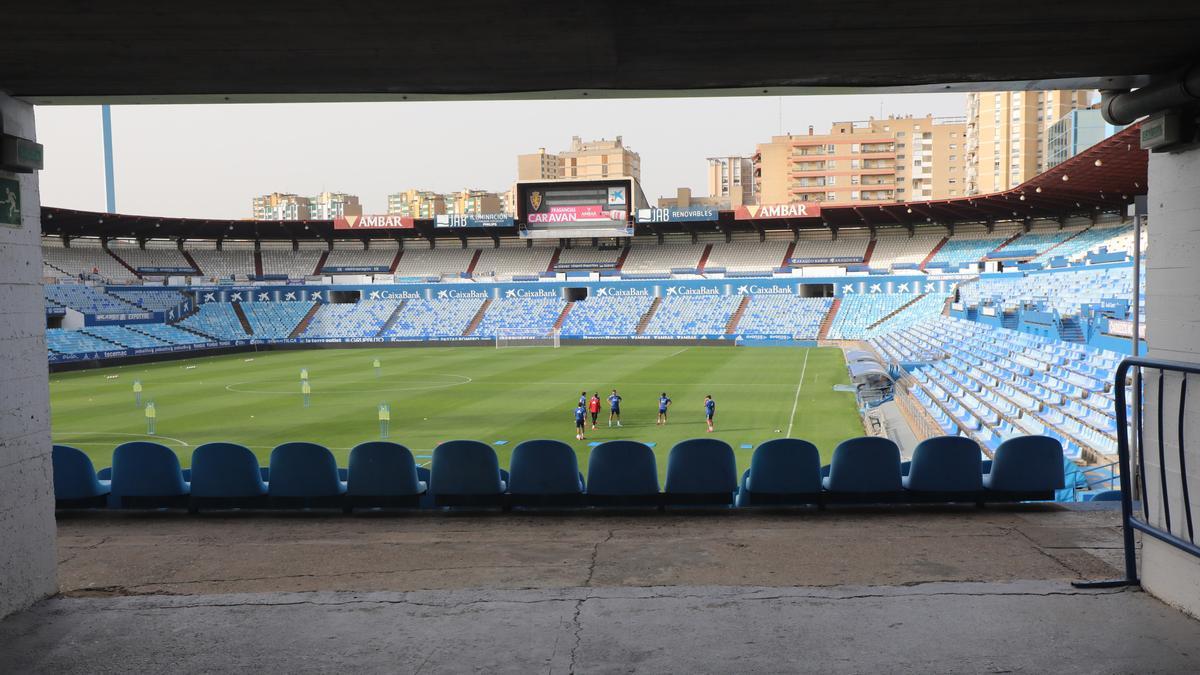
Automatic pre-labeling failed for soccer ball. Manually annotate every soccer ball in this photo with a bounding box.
[576,434,583,440]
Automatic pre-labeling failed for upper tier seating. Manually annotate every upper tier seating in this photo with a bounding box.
[475,297,566,337]
[473,247,556,279]
[302,300,401,338]
[42,241,137,281]
[736,296,832,338]
[260,250,323,278]
[1036,225,1130,261]
[960,266,1134,317]
[559,295,654,336]
[393,247,476,278]
[241,302,315,338]
[789,236,870,264]
[188,248,256,278]
[621,243,705,273]
[995,228,1087,257]
[644,295,741,335]
[383,297,484,337]
[868,233,943,268]
[926,230,1013,267]
[108,245,196,273]
[556,245,624,270]
[704,241,789,271]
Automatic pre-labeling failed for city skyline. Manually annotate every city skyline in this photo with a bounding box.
[36,94,968,219]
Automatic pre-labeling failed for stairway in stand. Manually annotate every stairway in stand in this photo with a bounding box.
[724,295,750,334]
[635,297,662,335]
[463,298,492,336]
[232,302,254,335]
[817,298,841,340]
[288,303,322,338]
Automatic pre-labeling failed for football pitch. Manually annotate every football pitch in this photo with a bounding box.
[49,345,862,479]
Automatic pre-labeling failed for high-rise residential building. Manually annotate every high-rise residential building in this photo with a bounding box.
[517,136,641,182]
[1045,108,1125,169]
[447,189,505,216]
[251,192,311,220]
[308,191,362,220]
[707,156,755,206]
[965,90,1093,194]
[753,115,967,205]
[386,189,447,218]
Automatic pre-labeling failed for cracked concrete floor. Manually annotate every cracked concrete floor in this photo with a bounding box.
[4,505,1200,673]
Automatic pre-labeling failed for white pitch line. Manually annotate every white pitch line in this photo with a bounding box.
[785,349,810,438]
[665,347,689,358]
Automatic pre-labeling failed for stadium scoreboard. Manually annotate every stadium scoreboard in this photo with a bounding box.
[517,178,641,238]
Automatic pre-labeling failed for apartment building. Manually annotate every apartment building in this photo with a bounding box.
[386,189,447,218]
[517,136,641,182]
[309,191,362,220]
[753,115,967,205]
[965,90,1093,194]
[448,189,504,215]
[1045,107,1125,169]
[251,192,311,220]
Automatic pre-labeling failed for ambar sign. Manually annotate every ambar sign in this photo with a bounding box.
[334,214,414,229]
[734,203,822,220]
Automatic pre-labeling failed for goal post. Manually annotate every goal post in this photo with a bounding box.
[495,327,561,349]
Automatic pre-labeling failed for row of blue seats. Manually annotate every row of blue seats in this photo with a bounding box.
[54,435,1066,511]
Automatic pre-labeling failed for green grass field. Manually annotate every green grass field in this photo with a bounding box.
[49,345,862,480]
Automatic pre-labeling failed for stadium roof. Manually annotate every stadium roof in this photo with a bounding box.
[40,126,1146,242]
[5,2,1200,103]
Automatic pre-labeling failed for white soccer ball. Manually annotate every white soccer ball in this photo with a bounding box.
[774,429,781,433]
[576,434,583,440]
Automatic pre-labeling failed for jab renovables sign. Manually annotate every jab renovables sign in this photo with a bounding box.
[733,203,822,220]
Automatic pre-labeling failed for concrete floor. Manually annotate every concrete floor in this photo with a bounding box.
[4,505,1199,673]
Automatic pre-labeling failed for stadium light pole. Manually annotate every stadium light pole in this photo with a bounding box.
[101,104,116,213]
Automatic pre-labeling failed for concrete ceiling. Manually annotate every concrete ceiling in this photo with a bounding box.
[4,1,1200,104]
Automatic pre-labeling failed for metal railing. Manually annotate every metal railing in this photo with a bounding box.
[1077,356,1200,588]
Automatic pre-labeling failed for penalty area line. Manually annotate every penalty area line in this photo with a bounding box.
[785,349,810,438]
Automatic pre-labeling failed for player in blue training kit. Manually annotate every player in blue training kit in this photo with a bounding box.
[704,395,716,432]
[608,389,623,427]
[574,404,587,440]
[656,392,672,426]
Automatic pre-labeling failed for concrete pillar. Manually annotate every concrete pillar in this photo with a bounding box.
[0,93,55,619]
[1140,146,1200,618]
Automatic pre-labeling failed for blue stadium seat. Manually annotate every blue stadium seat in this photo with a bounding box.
[188,442,269,511]
[345,441,426,511]
[508,439,585,507]
[736,439,821,507]
[430,440,507,508]
[664,438,737,507]
[51,445,110,508]
[983,435,1065,501]
[585,441,661,506]
[267,442,347,508]
[822,437,902,502]
[902,436,983,502]
[110,441,190,508]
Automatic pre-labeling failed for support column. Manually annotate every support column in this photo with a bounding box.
[1141,146,1200,618]
[0,93,55,619]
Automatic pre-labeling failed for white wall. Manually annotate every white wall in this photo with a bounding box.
[1141,146,1200,618]
[0,93,56,619]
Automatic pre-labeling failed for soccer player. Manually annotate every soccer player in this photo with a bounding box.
[579,391,588,409]
[657,392,672,426]
[575,402,587,440]
[608,389,622,427]
[588,393,601,430]
[704,395,716,432]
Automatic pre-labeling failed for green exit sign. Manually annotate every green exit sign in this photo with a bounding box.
[0,135,43,173]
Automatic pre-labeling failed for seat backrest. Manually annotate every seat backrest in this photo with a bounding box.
[747,439,821,494]
[268,442,344,497]
[586,441,659,496]
[51,445,106,500]
[906,436,983,491]
[827,437,901,492]
[111,441,188,497]
[664,438,736,494]
[347,442,421,496]
[430,440,504,496]
[509,440,582,495]
[190,443,267,498]
[989,435,1065,491]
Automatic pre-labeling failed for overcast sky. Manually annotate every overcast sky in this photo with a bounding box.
[35,93,966,219]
